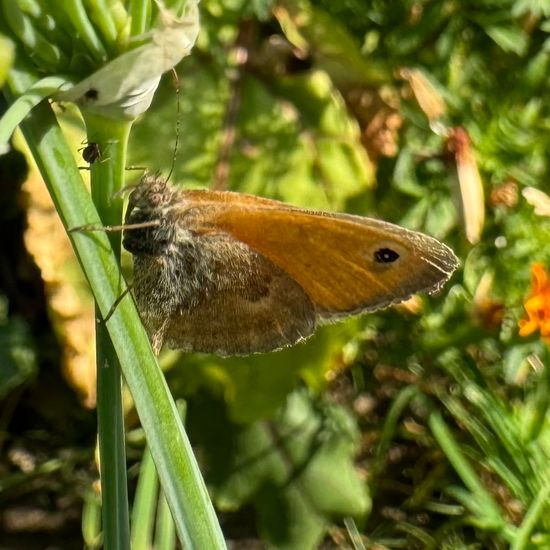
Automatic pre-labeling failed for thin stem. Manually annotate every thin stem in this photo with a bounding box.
[82,0,119,53]
[131,447,159,550]
[85,115,132,550]
[129,0,151,37]
[63,0,108,61]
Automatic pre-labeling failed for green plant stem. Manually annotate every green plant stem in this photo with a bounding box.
[63,0,107,61]
[96,326,131,549]
[82,0,119,52]
[131,447,159,550]
[155,491,176,550]
[129,0,150,36]
[85,115,132,550]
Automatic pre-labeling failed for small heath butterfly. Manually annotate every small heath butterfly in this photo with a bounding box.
[122,175,458,355]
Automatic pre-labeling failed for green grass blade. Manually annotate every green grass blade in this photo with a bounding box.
[511,481,550,550]
[0,75,67,147]
[428,408,506,531]
[131,447,159,550]
[155,491,177,550]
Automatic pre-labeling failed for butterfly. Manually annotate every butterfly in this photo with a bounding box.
[119,175,458,355]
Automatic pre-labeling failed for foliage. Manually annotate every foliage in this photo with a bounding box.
[1,0,550,548]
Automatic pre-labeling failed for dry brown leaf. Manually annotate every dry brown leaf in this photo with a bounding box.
[400,68,446,122]
[448,127,485,244]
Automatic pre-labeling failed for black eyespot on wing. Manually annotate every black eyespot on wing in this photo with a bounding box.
[374,247,400,264]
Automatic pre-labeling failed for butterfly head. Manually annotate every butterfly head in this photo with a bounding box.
[126,174,177,218]
[122,175,182,255]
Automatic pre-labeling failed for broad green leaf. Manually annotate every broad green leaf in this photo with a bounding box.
[189,389,370,549]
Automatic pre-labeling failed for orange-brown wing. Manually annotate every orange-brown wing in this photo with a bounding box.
[183,194,458,318]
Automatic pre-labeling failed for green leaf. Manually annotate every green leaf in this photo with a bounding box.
[424,194,457,240]
[485,25,529,56]
[0,75,68,148]
[193,389,370,549]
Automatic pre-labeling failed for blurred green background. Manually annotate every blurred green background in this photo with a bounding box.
[2,0,550,548]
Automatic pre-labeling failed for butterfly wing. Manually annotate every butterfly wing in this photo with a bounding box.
[131,233,317,355]
[183,192,458,319]
[162,250,317,355]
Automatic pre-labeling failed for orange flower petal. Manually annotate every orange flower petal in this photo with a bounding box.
[519,263,550,342]
[519,318,538,336]
[531,263,549,292]
[525,294,545,308]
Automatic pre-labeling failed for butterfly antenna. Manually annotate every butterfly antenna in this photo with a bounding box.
[166,67,180,183]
